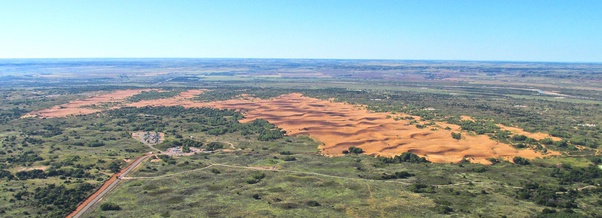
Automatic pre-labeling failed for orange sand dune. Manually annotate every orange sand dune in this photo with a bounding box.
[27,90,555,164]
[24,89,152,118]
[200,94,552,164]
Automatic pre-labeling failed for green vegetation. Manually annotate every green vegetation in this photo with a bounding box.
[100,202,122,211]
[126,89,184,102]
[2,60,602,217]
[342,146,364,154]
[379,152,430,163]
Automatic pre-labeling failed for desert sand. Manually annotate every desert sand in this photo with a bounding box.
[23,89,152,118]
[202,93,554,164]
[27,90,557,164]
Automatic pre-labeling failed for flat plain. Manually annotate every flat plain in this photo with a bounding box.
[1,59,601,218]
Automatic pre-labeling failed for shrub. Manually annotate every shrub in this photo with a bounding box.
[206,142,225,151]
[409,183,435,193]
[434,205,453,214]
[381,171,414,180]
[306,200,321,207]
[347,147,364,154]
[246,172,266,184]
[513,156,530,165]
[283,156,297,161]
[100,202,121,211]
[451,132,462,140]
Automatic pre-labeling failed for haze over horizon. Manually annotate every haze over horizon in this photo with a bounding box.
[1,0,601,62]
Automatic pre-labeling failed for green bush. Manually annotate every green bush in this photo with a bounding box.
[100,202,122,211]
[451,132,462,140]
[344,147,364,154]
[513,156,530,165]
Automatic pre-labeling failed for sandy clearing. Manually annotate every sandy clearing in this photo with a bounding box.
[12,166,49,172]
[497,124,561,141]
[27,90,555,164]
[24,89,152,118]
[460,115,475,121]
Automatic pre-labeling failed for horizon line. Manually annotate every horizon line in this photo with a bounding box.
[0,57,600,64]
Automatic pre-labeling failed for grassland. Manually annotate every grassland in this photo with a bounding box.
[1,59,601,218]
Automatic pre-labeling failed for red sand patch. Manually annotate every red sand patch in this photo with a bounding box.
[202,94,554,164]
[28,90,556,164]
[24,89,152,118]
[497,124,561,141]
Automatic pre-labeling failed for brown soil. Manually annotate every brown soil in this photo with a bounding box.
[28,90,556,164]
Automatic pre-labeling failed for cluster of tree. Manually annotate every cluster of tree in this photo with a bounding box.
[109,161,121,173]
[447,119,500,135]
[251,119,285,141]
[381,171,414,180]
[158,155,176,165]
[100,202,122,211]
[379,152,430,164]
[409,183,436,193]
[84,139,105,147]
[245,172,266,184]
[550,165,602,185]
[15,169,47,180]
[46,167,94,179]
[257,129,285,141]
[5,150,44,165]
[12,166,96,181]
[0,169,15,180]
[126,90,183,102]
[451,132,461,140]
[206,142,225,151]
[20,137,44,148]
[342,146,364,154]
[31,183,96,217]
[0,107,28,124]
[513,156,530,165]
[517,183,578,208]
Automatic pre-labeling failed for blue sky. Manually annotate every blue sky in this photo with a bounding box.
[0,0,600,62]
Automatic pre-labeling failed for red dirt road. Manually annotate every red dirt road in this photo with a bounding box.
[66,154,151,218]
